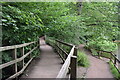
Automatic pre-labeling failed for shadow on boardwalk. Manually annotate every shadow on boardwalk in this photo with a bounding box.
[78,44,114,78]
[21,38,62,78]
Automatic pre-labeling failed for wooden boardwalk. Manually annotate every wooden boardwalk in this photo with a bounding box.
[20,40,114,78]
[21,38,62,78]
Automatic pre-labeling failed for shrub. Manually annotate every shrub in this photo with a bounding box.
[87,39,118,52]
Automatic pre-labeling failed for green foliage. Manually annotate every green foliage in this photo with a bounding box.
[109,61,120,79]
[87,38,118,52]
[2,2,119,47]
[80,2,119,53]
[2,2,43,46]
[77,50,89,67]
[2,51,12,63]
[32,48,40,58]
[97,40,117,52]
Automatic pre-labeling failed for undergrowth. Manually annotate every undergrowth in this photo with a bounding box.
[77,50,89,67]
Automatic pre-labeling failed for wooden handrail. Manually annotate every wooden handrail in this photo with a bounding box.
[100,50,120,63]
[56,40,74,47]
[0,41,36,51]
[0,40,39,79]
[0,46,38,69]
[56,46,75,78]
[89,46,120,74]
[97,50,120,74]
[114,40,120,43]
[7,57,34,80]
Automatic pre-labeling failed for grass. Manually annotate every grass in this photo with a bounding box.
[109,61,120,79]
[77,50,90,67]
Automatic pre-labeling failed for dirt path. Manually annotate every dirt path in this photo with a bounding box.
[21,38,62,78]
[78,44,114,78]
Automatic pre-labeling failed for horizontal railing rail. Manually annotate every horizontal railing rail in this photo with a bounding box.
[0,41,36,52]
[56,40,74,47]
[0,40,39,80]
[99,51,120,63]
[114,40,120,43]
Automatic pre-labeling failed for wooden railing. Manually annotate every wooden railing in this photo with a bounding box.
[89,40,120,74]
[98,40,120,74]
[0,41,39,80]
[98,50,120,74]
[47,39,77,79]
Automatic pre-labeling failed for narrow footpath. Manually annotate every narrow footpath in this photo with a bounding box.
[78,44,114,78]
[21,38,62,78]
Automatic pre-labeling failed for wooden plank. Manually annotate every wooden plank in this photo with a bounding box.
[7,57,34,80]
[12,48,17,76]
[100,50,111,53]
[56,40,74,47]
[14,48,17,73]
[21,47,24,67]
[114,40,120,43]
[0,41,36,52]
[70,56,77,80]
[56,46,75,78]
[100,51,120,63]
[0,46,38,69]
[74,47,77,56]
[114,55,117,64]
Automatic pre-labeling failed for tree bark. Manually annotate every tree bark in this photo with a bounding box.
[77,1,83,15]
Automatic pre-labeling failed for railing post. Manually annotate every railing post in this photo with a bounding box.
[74,47,78,56]
[110,53,112,61]
[64,53,67,59]
[12,48,17,78]
[21,47,24,67]
[29,44,32,59]
[98,51,100,57]
[114,54,117,64]
[57,42,59,53]
[70,56,77,80]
